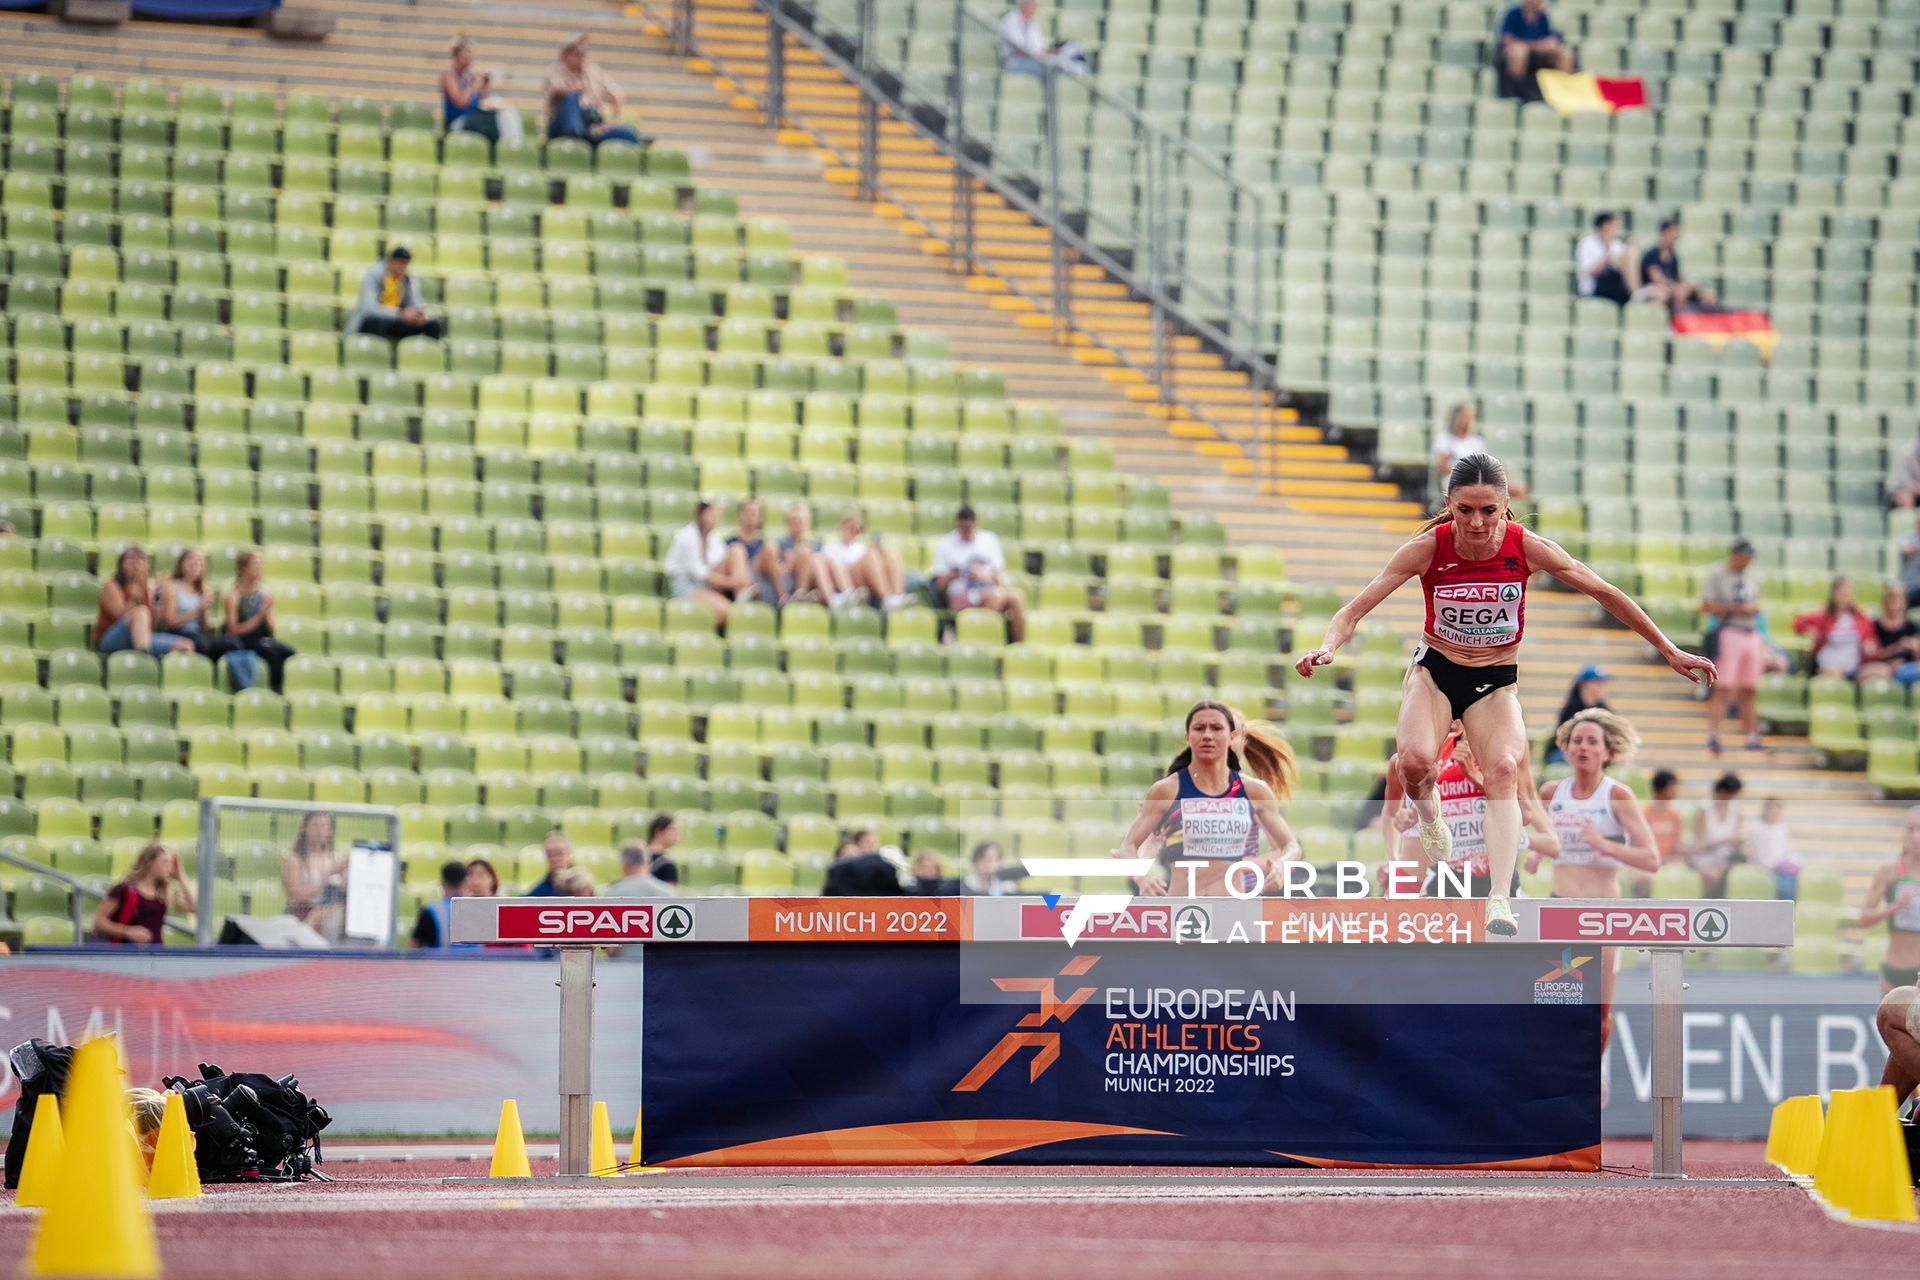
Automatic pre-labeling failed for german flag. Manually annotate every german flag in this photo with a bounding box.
[1672,310,1778,362]
[1535,70,1649,116]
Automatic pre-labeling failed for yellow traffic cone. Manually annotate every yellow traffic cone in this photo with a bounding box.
[1847,1085,1917,1223]
[26,1038,160,1278]
[590,1101,618,1177]
[1764,1098,1789,1170]
[627,1105,662,1173]
[16,1094,65,1208]
[147,1093,202,1200]
[1812,1089,1853,1209]
[1786,1095,1826,1180]
[489,1100,531,1178]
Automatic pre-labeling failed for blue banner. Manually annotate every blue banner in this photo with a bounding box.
[130,0,280,18]
[642,943,1601,1168]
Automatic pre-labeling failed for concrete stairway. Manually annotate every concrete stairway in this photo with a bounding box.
[0,0,1903,903]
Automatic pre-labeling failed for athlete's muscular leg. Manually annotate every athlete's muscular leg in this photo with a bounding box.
[1462,687,1528,902]
[1877,986,1920,1105]
[1396,665,1454,825]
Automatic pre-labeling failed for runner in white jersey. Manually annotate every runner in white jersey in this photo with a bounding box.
[1531,708,1660,1057]
[1118,700,1301,897]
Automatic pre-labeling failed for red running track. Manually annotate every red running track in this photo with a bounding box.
[4,1141,1915,1280]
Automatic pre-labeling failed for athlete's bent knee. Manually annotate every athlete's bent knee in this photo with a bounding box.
[1397,751,1437,786]
[1479,751,1522,794]
[1879,986,1920,1041]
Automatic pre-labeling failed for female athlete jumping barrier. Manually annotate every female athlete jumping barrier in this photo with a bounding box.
[1383,725,1560,896]
[1294,452,1714,935]
[1120,700,1302,897]
[1862,805,1920,995]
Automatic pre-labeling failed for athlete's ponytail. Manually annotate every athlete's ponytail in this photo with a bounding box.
[1419,452,1518,533]
[1235,718,1297,804]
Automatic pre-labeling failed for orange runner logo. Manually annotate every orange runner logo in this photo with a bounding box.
[952,954,1102,1092]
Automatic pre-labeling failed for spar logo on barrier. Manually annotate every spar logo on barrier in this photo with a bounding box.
[495,903,689,943]
[1019,904,1186,941]
[1537,906,1692,944]
[952,953,1102,1091]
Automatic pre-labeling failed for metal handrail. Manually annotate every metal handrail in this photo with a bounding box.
[0,847,196,944]
[633,0,1281,481]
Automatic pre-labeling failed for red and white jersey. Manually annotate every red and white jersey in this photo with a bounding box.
[1420,521,1531,651]
[1432,754,1490,876]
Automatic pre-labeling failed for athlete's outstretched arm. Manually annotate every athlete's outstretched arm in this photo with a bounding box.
[1520,758,1561,858]
[1116,775,1181,896]
[1527,533,1717,685]
[1294,536,1432,677]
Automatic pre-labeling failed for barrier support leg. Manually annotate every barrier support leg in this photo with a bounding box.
[1649,947,1685,1179]
[557,945,595,1177]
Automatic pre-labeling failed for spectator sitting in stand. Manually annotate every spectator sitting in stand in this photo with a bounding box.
[551,867,597,897]
[712,498,773,605]
[1793,575,1875,680]
[544,34,642,146]
[823,842,912,895]
[345,247,445,342]
[933,505,1027,642]
[822,510,914,611]
[763,503,848,606]
[283,812,345,940]
[1702,538,1766,755]
[962,841,1017,896]
[845,827,879,857]
[1639,769,1690,893]
[638,813,682,887]
[606,843,675,898]
[525,831,574,896]
[663,499,734,626]
[412,860,471,949]
[1863,583,1920,686]
[96,545,195,658]
[1690,772,1745,897]
[912,852,961,895]
[442,36,523,146]
[154,548,223,663]
[1639,219,1718,312]
[1545,665,1611,764]
[1496,0,1574,102]
[224,550,295,693]
[1888,430,1920,510]
[998,0,1087,77]
[92,843,194,946]
[1749,797,1800,899]
[1576,212,1660,307]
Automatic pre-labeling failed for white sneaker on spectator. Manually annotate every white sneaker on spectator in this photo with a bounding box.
[882,592,913,611]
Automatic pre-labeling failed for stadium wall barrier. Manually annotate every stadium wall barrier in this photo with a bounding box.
[0,952,1865,1141]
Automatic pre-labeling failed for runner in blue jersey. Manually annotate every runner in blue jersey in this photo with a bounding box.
[1116,701,1302,897]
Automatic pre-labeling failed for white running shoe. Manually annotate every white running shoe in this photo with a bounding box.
[1484,894,1518,937]
[1416,794,1452,865]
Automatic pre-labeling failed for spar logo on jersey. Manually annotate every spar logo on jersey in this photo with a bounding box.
[1537,906,1691,944]
[952,953,1102,1091]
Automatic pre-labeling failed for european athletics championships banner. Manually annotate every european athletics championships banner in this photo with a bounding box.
[641,937,1603,1169]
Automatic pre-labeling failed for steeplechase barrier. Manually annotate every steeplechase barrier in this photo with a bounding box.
[448,895,1793,1180]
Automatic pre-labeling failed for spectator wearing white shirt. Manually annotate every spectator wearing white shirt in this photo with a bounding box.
[999,0,1086,77]
[821,510,912,610]
[1432,403,1527,504]
[933,505,1026,641]
[663,499,732,625]
[1574,211,1654,307]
